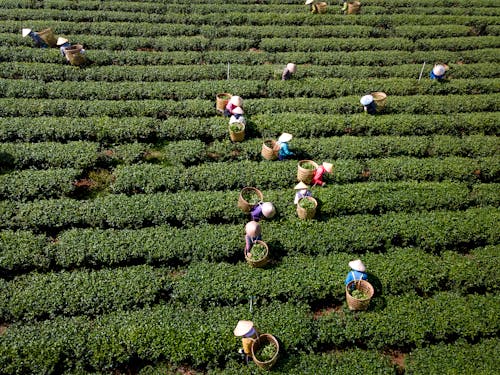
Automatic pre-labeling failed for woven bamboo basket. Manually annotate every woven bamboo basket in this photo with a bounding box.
[347,1,361,14]
[297,160,318,184]
[297,197,317,219]
[316,2,327,13]
[371,91,387,109]
[251,334,280,370]
[238,187,263,212]
[261,140,279,160]
[65,44,86,66]
[229,123,245,142]
[216,93,232,112]
[245,240,269,268]
[38,28,57,47]
[346,280,374,311]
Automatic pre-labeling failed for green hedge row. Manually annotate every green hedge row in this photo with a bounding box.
[0,265,169,322]
[0,168,80,201]
[1,62,498,82]
[0,94,498,118]
[1,78,498,100]
[0,293,497,373]
[0,141,100,170]
[0,112,497,144]
[1,46,496,66]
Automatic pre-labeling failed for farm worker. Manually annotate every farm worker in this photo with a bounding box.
[224,95,243,117]
[305,0,324,13]
[345,259,368,285]
[21,28,47,48]
[311,162,333,187]
[234,320,259,361]
[250,202,276,222]
[429,64,447,80]
[282,63,297,80]
[56,37,72,60]
[360,94,377,115]
[294,181,312,205]
[277,133,294,161]
[244,221,262,254]
[341,0,348,13]
[229,106,246,126]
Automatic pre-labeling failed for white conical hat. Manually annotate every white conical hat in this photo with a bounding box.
[433,64,446,76]
[234,320,254,337]
[305,0,314,4]
[286,63,297,73]
[232,106,244,115]
[56,37,69,46]
[261,202,276,218]
[245,221,261,237]
[278,133,292,143]
[294,181,309,190]
[229,95,243,107]
[22,28,31,37]
[323,162,333,173]
[349,259,366,272]
[360,95,374,106]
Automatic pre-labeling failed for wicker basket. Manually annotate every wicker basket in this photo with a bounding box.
[297,197,317,219]
[297,160,318,184]
[371,91,387,110]
[245,240,269,268]
[347,1,361,14]
[261,140,279,160]
[238,187,263,212]
[346,280,374,311]
[65,44,86,66]
[216,93,232,112]
[229,123,245,142]
[251,334,280,370]
[38,28,57,47]
[316,2,327,13]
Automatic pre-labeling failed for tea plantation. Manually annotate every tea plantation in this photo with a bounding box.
[0,0,499,374]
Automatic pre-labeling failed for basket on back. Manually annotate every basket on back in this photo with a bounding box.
[65,44,86,66]
[316,2,327,13]
[297,196,317,220]
[297,160,318,184]
[38,28,57,47]
[238,187,263,212]
[371,91,387,110]
[347,1,361,14]
[261,140,280,160]
[216,93,232,112]
[251,334,280,370]
[245,240,269,268]
[346,279,374,311]
[229,123,245,142]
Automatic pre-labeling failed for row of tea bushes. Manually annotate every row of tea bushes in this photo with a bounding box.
[1,245,497,321]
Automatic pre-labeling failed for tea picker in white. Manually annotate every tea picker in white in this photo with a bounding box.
[56,37,72,60]
[429,64,448,81]
[360,94,377,115]
[311,162,333,187]
[345,259,368,285]
[244,221,262,254]
[294,181,312,205]
[282,63,297,80]
[250,202,276,222]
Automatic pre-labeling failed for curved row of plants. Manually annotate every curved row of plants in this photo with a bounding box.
[0,245,497,322]
[1,78,498,100]
[0,112,497,144]
[0,294,497,373]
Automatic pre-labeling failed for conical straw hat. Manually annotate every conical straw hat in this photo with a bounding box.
[233,106,244,115]
[360,95,374,106]
[286,63,297,73]
[305,0,314,4]
[433,64,446,76]
[57,37,69,46]
[262,202,276,218]
[245,221,261,237]
[22,28,31,37]
[294,181,309,190]
[234,320,254,337]
[229,95,243,107]
[278,133,292,143]
[323,162,333,173]
[349,259,366,272]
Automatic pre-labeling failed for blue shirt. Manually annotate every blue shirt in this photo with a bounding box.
[59,42,72,57]
[278,142,293,158]
[345,270,368,285]
[429,70,445,80]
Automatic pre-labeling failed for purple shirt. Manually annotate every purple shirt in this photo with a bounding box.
[250,204,263,222]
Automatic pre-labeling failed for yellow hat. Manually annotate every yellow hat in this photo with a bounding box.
[294,182,309,190]
[56,37,69,46]
[323,162,333,173]
[234,320,254,337]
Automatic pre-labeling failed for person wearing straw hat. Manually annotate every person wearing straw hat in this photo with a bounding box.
[305,0,324,13]
[277,133,294,161]
[57,37,72,60]
[360,94,377,115]
[282,63,297,81]
[250,202,276,222]
[311,162,333,187]
[245,221,262,254]
[429,64,448,81]
[224,95,243,117]
[294,181,312,205]
[21,28,47,48]
[229,106,246,126]
[234,320,259,362]
[345,259,368,285]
